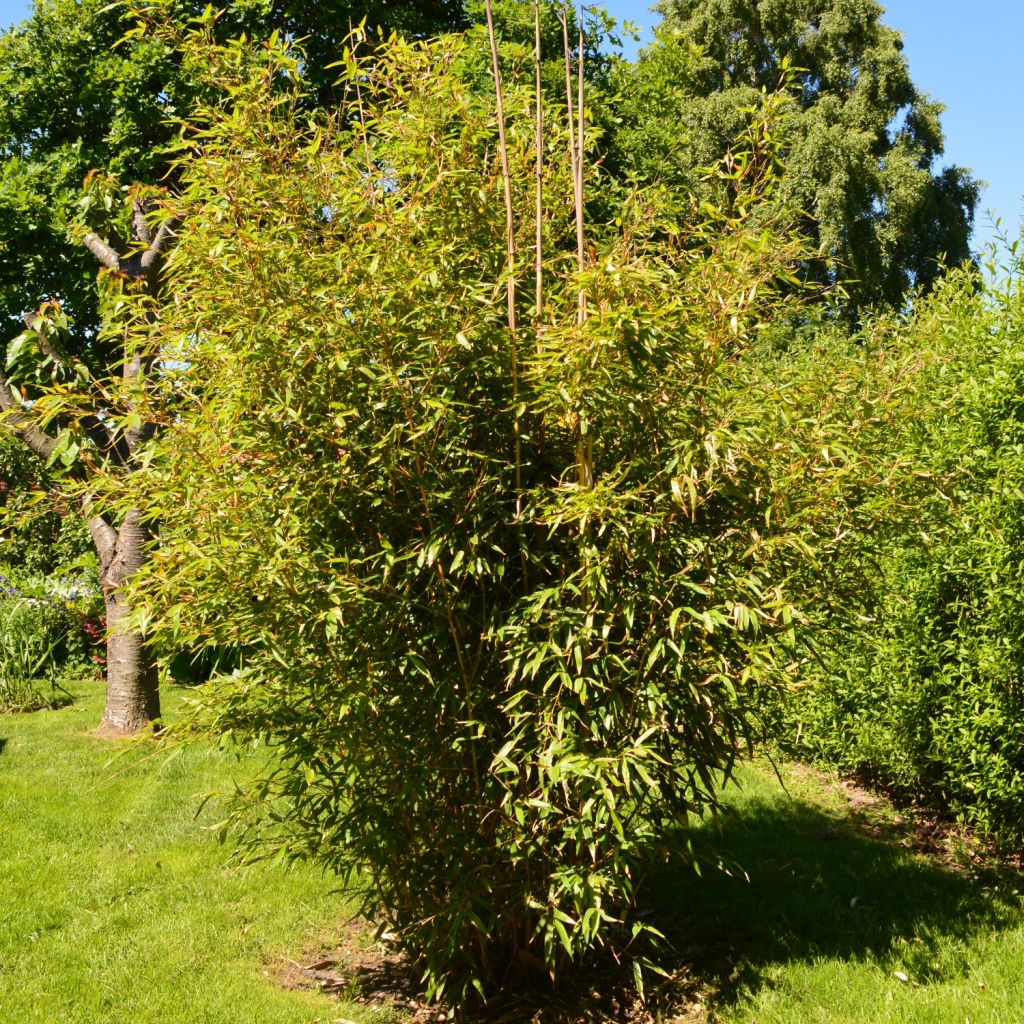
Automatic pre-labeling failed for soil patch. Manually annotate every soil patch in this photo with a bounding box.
[825,768,1022,876]
[269,918,707,1023]
[270,917,437,1021]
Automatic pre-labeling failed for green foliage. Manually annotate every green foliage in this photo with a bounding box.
[100,24,907,1005]
[0,594,66,711]
[0,430,94,576]
[778,256,1024,847]
[0,0,469,363]
[0,569,103,710]
[0,0,186,353]
[611,0,980,312]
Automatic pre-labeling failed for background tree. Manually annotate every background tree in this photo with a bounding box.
[0,181,177,733]
[0,0,471,733]
[610,0,980,312]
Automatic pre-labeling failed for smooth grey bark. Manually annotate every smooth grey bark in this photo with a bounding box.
[88,509,160,734]
[0,198,174,736]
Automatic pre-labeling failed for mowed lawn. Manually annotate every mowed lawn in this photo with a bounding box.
[652,764,1024,1024]
[3,681,1024,1023]
[0,682,351,1024]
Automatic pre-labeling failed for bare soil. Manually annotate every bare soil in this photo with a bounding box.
[270,919,705,1024]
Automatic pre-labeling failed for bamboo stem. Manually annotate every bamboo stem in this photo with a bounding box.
[560,5,579,223]
[484,0,523,509]
[534,0,544,332]
[562,3,592,490]
[533,1,548,465]
[348,20,375,188]
[576,14,586,324]
[577,6,593,488]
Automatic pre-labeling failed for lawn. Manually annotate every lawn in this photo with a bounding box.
[653,762,1024,1024]
[0,681,354,1024]
[2,682,1023,1023]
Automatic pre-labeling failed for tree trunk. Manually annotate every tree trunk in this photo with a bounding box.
[0,200,176,736]
[93,510,160,736]
[100,600,159,735]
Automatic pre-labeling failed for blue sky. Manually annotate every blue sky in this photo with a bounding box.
[0,0,1019,251]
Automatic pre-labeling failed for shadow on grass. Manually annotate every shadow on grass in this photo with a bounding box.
[280,774,1022,1024]
[0,737,6,756]
[646,788,1021,1010]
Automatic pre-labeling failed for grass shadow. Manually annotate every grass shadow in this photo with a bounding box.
[646,778,1022,1010]
[0,737,6,756]
[274,765,1022,1024]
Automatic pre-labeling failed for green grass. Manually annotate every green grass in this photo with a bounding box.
[652,762,1024,1024]
[3,685,1023,1023]
[0,681,356,1024]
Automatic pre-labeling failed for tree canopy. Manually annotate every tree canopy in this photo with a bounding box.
[611,0,980,311]
[0,0,468,352]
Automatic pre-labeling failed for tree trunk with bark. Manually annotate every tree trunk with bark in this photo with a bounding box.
[0,196,174,736]
[91,510,160,734]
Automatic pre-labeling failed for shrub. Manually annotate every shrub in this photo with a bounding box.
[778,260,1024,847]
[108,25,907,1005]
[0,424,103,695]
[0,588,70,711]
[0,570,104,711]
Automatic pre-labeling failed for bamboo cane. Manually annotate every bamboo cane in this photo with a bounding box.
[534,0,544,331]
[577,5,593,487]
[561,4,592,489]
[483,0,523,507]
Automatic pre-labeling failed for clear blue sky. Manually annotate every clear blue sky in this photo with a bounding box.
[0,0,1019,251]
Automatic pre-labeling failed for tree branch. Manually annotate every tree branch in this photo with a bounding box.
[87,511,117,568]
[80,413,130,469]
[131,199,154,247]
[139,218,177,278]
[0,367,59,462]
[82,232,121,271]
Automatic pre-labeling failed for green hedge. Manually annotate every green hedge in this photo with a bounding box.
[776,263,1024,847]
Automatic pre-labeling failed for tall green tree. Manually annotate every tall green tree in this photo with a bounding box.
[0,0,469,733]
[0,0,218,733]
[612,0,979,311]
